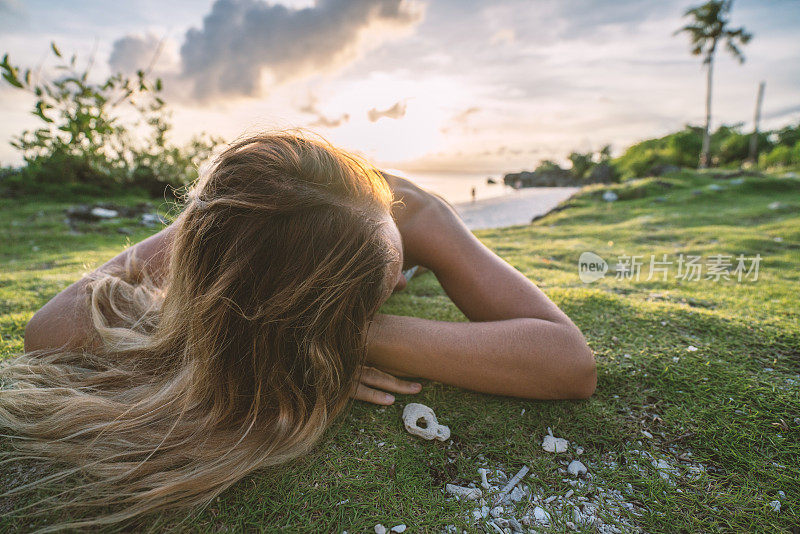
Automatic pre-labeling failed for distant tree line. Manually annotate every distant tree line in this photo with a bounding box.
[504,121,800,188]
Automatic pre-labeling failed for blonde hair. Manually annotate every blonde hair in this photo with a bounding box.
[0,132,396,529]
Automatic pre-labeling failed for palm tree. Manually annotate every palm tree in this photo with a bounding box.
[675,0,751,168]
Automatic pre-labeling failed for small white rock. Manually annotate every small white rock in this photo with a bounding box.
[490,506,504,518]
[686,345,698,352]
[641,430,653,439]
[478,468,491,489]
[777,490,786,500]
[533,506,551,524]
[567,460,588,477]
[565,489,574,499]
[446,484,482,500]
[91,207,118,218]
[574,446,584,455]
[390,525,406,533]
[542,434,569,453]
[769,500,781,512]
[374,524,386,534]
[509,486,525,502]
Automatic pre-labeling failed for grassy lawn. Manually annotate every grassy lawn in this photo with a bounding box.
[1,170,798,532]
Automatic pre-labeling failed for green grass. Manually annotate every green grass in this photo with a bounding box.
[1,171,798,532]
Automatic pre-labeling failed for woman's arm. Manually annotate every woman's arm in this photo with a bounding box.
[370,173,596,400]
[23,220,179,353]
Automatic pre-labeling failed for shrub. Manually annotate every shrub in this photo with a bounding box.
[0,43,221,197]
[759,142,800,169]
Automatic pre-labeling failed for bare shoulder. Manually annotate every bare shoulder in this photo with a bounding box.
[23,218,179,354]
[380,171,451,223]
[24,275,100,353]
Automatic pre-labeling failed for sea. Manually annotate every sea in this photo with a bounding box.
[385,170,513,205]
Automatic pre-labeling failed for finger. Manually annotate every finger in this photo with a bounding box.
[352,382,396,405]
[359,366,422,394]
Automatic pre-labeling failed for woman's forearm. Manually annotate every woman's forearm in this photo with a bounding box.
[366,313,596,400]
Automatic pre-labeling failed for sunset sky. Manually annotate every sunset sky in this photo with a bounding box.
[1,0,798,174]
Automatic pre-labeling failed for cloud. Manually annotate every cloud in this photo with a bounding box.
[367,100,407,122]
[310,113,351,128]
[108,33,164,73]
[299,93,350,128]
[109,0,424,100]
[453,106,480,123]
[0,0,25,32]
[490,28,515,45]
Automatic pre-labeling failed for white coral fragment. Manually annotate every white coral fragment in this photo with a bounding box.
[567,460,587,477]
[542,429,569,453]
[446,484,482,500]
[402,403,450,441]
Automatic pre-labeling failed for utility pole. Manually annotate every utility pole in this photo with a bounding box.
[748,81,766,166]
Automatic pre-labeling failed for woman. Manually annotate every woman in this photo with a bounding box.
[2,132,595,527]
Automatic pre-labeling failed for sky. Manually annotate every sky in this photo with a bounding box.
[0,0,798,174]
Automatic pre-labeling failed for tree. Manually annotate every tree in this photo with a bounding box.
[568,151,594,180]
[675,0,751,169]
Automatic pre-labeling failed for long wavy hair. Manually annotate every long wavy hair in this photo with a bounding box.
[0,132,396,529]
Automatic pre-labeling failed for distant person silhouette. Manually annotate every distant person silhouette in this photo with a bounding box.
[471,186,476,202]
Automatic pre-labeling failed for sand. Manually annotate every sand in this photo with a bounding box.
[453,187,579,230]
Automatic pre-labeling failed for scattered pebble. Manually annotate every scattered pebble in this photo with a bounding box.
[478,468,491,489]
[686,345,698,352]
[374,524,386,534]
[490,506,504,518]
[508,486,524,502]
[508,518,523,532]
[575,446,584,455]
[769,500,781,512]
[641,430,653,439]
[90,207,119,218]
[446,484,482,500]
[390,525,406,533]
[533,506,551,524]
[542,429,569,453]
[567,460,588,477]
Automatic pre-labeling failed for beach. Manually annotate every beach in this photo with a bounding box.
[452,187,580,230]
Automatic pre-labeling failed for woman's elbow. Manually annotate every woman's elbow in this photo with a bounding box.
[567,330,596,399]
[572,344,597,399]
[546,324,595,400]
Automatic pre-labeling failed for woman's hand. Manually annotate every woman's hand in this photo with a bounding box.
[350,365,423,405]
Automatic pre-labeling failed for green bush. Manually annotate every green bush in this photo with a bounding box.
[759,141,800,169]
[0,43,221,198]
